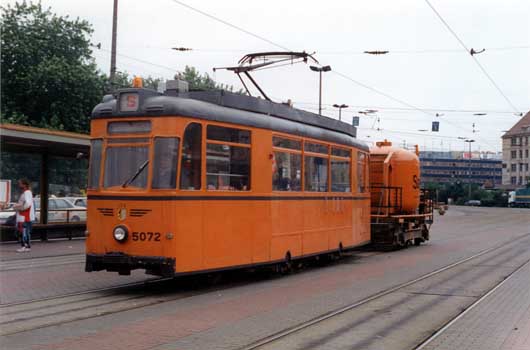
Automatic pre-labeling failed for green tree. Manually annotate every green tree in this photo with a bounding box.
[110,71,162,91]
[182,66,242,92]
[0,1,106,133]
[113,68,239,93]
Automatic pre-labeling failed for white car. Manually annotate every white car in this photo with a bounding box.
[0,204,16,225]
[34,198,87,223]
[64,197,87,208]
[0,198,86,225]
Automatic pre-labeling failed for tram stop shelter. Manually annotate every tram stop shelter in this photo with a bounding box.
[0,123,90,241]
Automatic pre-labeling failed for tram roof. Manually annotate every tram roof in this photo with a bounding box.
[92,88,368,151]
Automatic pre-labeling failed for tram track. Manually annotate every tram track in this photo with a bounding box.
[240,232,530,350]
[415,258,530,350]
[2,232,529,341]
[0,253,86,272]
[0,276,200,336]
[0,265,290,335]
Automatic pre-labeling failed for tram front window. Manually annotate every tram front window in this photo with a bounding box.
[104,146,149,188]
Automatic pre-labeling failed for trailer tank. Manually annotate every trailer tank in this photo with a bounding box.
[369,140,420,214]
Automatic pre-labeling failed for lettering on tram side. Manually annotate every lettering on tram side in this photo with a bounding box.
[132,232,161,242]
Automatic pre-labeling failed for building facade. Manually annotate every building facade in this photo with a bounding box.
[502,111,530,188]
[420,156,502,187]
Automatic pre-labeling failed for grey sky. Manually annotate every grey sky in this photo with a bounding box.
[7,0,530,152]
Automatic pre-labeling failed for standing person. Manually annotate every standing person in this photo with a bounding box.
[13,179,35,252]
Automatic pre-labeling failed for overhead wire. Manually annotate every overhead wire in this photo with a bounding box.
[424,0,521,114]
[163,0,507,149]
[94,46,181,74]
[294,102,525,116]
[93,49,170,78]
[169,0,290,51]
[118,44,530,55]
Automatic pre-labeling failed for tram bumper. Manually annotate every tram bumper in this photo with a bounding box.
[85,253,175,277]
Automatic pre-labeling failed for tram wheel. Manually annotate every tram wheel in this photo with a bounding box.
[279,251,293,275]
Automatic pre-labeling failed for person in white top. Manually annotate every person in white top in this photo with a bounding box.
[13,179,35,252]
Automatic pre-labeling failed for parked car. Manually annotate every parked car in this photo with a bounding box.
[64,197,87,208]
[1,198,86,225]
[464,200,481,206]
[34,198,87,222]
[0,206,16,225]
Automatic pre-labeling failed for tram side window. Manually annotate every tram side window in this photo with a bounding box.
[331,159,351,192]
[305,156,328,192]
[331,147,351,192]
[273,136,301,150]
[207,125,251,144]
[180,123,202,190]
[88,139,102,189]
[273,152,302,191]
[152,137,179,189]
[357,152,367,193]
[206,126,251,191]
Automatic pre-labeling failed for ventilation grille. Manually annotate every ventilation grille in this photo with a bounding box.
[97,208,114,217]
[130,209,152,217]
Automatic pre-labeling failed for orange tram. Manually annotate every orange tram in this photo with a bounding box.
[85,80,433,277]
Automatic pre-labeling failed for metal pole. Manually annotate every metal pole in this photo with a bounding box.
[338,107,342,121]
[110,0,118,88]
[40,153,49,241]
[468,141,472,199]
[318,71,322,116]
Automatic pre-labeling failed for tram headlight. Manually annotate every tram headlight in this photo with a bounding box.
[113,226,128,243]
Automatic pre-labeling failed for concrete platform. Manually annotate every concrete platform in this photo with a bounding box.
[420,260,530,350]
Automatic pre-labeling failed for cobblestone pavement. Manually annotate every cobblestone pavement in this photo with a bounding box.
[0,206,529,350]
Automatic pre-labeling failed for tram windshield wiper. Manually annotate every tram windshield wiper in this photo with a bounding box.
[122,160,149,188]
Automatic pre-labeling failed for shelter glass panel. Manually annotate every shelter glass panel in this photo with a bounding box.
[273,152,302,191]
[48,155,88,223]
[0,152,41,226]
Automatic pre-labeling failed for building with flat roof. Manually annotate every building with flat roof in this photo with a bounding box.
[420,156,502,188]
[502,111,530,188]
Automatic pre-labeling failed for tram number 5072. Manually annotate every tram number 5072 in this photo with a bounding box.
[132,232,161,242]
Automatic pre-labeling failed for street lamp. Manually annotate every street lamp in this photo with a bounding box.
[464,139,476,199]
[418,129,429,153]
[332,104,348,121]
[309,65,331,116]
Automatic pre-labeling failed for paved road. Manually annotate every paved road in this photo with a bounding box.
[0,206,528,350]
[0,239,157,305]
